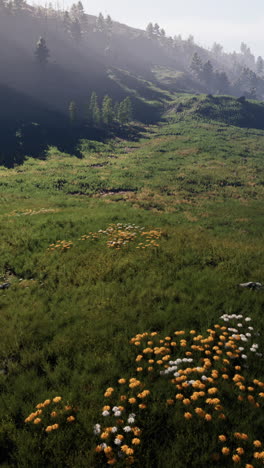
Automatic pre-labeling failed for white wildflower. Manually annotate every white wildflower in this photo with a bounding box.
[93,424,101,434]
[123,426,132,432]
[102,410,110,417]
[114,438,122,445]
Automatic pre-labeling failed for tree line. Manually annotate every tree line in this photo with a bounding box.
[190,52,263,98]
[68,94,133,127]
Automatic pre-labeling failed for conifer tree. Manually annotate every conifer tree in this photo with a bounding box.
[76,1,84,20]
[201,60,214,88]
[256,56,264,75]
[102,95,114,126]
[12,0,24,11]
[153,23,160,36]
[119,97,133,124]
[69,101,77,123]
[35,37,50,64]
[63,11,71,33]
[114,102,120,121]
[190,52,202,76]
[146,22,154,38]
[89,92,101,126]
[70,3,78,19]
[70,18,82,43]
[96,12,105,32]
[105,14,113,33]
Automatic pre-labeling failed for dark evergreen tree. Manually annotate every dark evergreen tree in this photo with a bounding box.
[256,56,264,75]
[214,71,230,94]
[212,42,223,56]
[70,3,78,19]
[69,101,77,123]
[190,52,203,77]
[153,23,160,36]
[89,92,101,126]
[76,1,84,20]
[70,18,82,43]
[102,95,114,126]
[146,22,154,38]
[12,0,24,11]
[63,11,71,33]
[119,97,133,124]
[96,12,105,32]
[34,37,50,64]
[201,60,214,90]
[114,101,120,121]
[105,14,113,33]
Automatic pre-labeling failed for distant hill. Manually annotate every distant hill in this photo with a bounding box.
[168,94,264,130]
[1,1,264,166]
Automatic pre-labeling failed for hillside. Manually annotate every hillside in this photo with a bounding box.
[0,94,264,467]
[167,94,264,129]
[1,1,264,166]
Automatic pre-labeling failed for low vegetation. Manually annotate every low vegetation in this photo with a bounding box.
[0,95,263,467]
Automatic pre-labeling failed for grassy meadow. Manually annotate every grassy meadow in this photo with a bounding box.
[0,96,264,467]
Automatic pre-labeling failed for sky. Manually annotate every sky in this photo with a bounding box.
[33,0,264,56]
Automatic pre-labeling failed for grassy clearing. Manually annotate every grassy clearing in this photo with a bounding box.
[0,97,263,467]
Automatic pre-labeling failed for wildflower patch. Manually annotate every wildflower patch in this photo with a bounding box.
[48,223,163,252]
[24,396,76,433]
[94,313,263,466]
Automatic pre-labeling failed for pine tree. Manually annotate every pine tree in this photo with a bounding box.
[105,14,113,33]
[35,37,50,64]
[89,92,101,126]
[114,102,120,121]
[190,52,202,76]
[153,23,160,36]
[63,11,71,33]
[201,61,214,90]
[96,12,105,32]
[256,56,264,75]
[146,22,154,38]
[70,18,82,43]
[102,95,114,126]
[70,3,78,19]
[76,1,84,20]
[69,101,77,123]
[12,0,24,11]
[214,71,230,94]
[124,97,133,122]
[119,97,133,124]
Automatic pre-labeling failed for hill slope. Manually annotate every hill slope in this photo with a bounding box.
[0,99,264,467]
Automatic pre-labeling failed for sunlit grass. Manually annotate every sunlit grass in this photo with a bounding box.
[0,98,263,466]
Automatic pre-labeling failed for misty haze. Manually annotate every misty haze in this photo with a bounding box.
[0,1,263,467]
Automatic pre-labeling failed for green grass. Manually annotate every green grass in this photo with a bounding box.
[0,96,263,467]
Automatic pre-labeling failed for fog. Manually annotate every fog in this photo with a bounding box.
[30,0,263,55]
[1,0,264,165]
